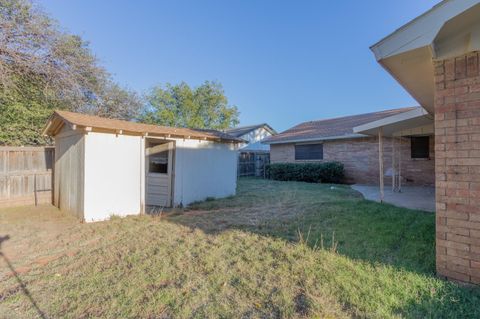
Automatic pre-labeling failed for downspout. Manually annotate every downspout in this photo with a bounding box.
[140,136,145,214]
[398,136,402,193]
[378,128,384,203]
[392,137,396,192]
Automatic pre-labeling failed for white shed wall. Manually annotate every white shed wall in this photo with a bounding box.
[55,129,237,221]
[173,139,237,206]
[83,132,143,222]
[54,126,85,219]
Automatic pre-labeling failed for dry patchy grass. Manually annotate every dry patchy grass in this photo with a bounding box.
[1,179,480,318]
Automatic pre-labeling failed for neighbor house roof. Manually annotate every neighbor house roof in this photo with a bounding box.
[43,110,243,143]
[225,123,276,138]
[263,107,419,144]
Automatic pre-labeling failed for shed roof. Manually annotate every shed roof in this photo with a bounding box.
[263,107,418,144]
[225,123,276,138]
[43,110,243,143]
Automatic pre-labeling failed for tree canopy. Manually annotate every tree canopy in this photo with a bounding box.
[142,81,239,130]
[0,0,240,145]
[0,0,143,145]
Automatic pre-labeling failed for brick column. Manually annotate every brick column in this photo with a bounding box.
[435,52,480,284]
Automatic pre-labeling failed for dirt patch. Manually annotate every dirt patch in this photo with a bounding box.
[66,250,78,257]
[34,254,63,266]
[9,266,30,277]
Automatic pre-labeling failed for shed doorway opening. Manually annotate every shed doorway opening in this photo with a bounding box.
[145,139,174,207]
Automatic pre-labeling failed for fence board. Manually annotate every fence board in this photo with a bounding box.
[0,146,54,207]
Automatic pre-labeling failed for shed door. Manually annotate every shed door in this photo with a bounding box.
[146,142,174,207]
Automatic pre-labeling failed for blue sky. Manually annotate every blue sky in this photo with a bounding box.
[39,0,439,131]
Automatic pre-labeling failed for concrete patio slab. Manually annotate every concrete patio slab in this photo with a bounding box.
[351,185,435,212]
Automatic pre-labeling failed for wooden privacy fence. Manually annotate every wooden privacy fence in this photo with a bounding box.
[237,152,270,178]
[0,146,54,208]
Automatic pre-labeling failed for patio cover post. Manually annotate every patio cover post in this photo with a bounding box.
[398,136,402,193]
[392,137,396,192]
[378,128,384,202]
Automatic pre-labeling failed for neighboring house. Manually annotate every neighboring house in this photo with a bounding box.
[225,124,277,177]
[225,123,276,152]
[264,107,435,186]
[369,1,480,284]
[43,110,242,222]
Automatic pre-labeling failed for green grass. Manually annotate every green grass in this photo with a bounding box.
[1,178,480,318]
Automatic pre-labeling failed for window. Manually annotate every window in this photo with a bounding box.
[411,136,430,159]
[295,143,323,160]
[149,151,168,173]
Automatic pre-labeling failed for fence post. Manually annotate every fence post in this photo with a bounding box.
[5,150,10,200]
[34,173,38,206]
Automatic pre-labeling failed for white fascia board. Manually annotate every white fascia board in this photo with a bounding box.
[262,124,277,135]
[353,108,430,134]
[371,0,480,60]
[263,134,367,145]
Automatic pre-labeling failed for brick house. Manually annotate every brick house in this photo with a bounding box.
[264,107,435,186]
[267,0,480,286]
[365,1,480,284]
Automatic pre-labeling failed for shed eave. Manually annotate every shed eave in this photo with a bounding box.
[43,111,244,144]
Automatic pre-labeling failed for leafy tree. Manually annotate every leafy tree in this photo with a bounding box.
[142,81,239,130]
[0,0,143,145]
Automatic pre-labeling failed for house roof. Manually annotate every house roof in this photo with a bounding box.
[353,107,433,137]
[370,0,480,113]
[225,123,276,138]
[263,107,419,144]
[43,110,243,143]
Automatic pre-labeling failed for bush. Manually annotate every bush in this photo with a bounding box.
[266,162,344,184]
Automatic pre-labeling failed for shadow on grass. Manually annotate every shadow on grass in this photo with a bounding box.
[0,235,48,319]
[167,178,480,317]
[170,185,436,274]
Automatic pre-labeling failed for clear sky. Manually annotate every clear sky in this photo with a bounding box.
[38,0,439,131]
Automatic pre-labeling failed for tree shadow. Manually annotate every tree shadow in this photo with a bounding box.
[168,197,437,274]
[0,235,48,319]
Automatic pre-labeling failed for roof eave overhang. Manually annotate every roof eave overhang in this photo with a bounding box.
[44,112,244,144]
[371,0,480,61]
[353,107,433,137]
[371,0,480,114]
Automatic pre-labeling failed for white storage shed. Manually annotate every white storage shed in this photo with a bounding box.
[43,110,242,222]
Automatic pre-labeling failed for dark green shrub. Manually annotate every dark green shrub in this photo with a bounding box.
[266,162,344,184]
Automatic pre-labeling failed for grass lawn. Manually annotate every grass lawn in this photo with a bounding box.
[1,179,480,318]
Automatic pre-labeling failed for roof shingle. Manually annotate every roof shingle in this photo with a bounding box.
[264,107,419,144]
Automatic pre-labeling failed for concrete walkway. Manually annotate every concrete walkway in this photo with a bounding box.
[351,185,435,212]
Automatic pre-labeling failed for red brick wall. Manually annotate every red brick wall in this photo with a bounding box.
[270,136,435,186]
[435,52,480,284]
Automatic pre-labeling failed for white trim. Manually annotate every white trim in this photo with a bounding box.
[263,133,367,145]
[370,0,480,60]
[353,108,430,134]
